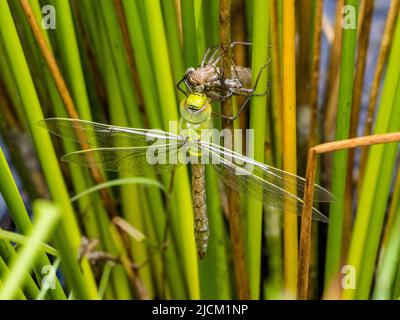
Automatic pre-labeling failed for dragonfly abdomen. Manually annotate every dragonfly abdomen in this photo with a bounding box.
[191,163,208,259]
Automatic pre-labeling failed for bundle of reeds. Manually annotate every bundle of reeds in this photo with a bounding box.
[0,0,399,300]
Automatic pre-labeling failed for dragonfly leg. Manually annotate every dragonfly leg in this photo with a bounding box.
[200,45,217,66]
[230,87,254,95]
[177,75,194,96]
[200,46,212,66]
[212,89,235,101]
[251,83,271,96]
[212,99,251,121]
[204,44,221,66]
[251,58,271,94]
[177,76,188,96]
[230,41,252,48]
[213,41,252,66]
[222,86,271,121]
[202,42,253,69]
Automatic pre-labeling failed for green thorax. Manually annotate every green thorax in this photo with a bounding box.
[179,93,212,158]
[179,93,212,140]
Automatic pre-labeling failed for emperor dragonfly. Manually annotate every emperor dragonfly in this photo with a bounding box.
[39,93,334,259]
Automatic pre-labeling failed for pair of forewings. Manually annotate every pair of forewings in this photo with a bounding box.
[40,118,334,222]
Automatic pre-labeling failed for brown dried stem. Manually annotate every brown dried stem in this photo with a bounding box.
[296,0,312,109]
[20,0,78,119]
[308,0,324,150]
[231,0,248,131]
[297,131,400,299]
[219,0,250,300]
[304,0,324,299]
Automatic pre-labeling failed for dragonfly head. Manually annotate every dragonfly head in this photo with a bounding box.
[180,93,211,124]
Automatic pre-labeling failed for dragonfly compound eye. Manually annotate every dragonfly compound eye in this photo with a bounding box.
[180,93,211,124]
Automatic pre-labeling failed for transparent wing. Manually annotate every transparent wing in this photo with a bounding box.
[39,118,183,148]
[62,143,185,176]
[200,143,333,222]
[201,141,335,202]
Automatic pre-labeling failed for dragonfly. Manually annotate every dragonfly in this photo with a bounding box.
[39,93,334,259]
[177,42,270,121]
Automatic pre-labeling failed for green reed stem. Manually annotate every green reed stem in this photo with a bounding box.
[325,0,359,288]
[199,168,232,299]
[180,0,199,67]
[122,0,188,298]
[143,0,199,299]
[0,235,40,299]
[0,147,66,298]
[52,0,92,119]
[343,13,400,300]
[123,0,163,128]
[161,0,185,88]
[194,0,206,60]
[246,0,270,299]
[0,229,58,257]
[203,0,219,45]
[0,200,60,300]
[356,80,400,299]
[0,254,26,300]
[373,198,400,299]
